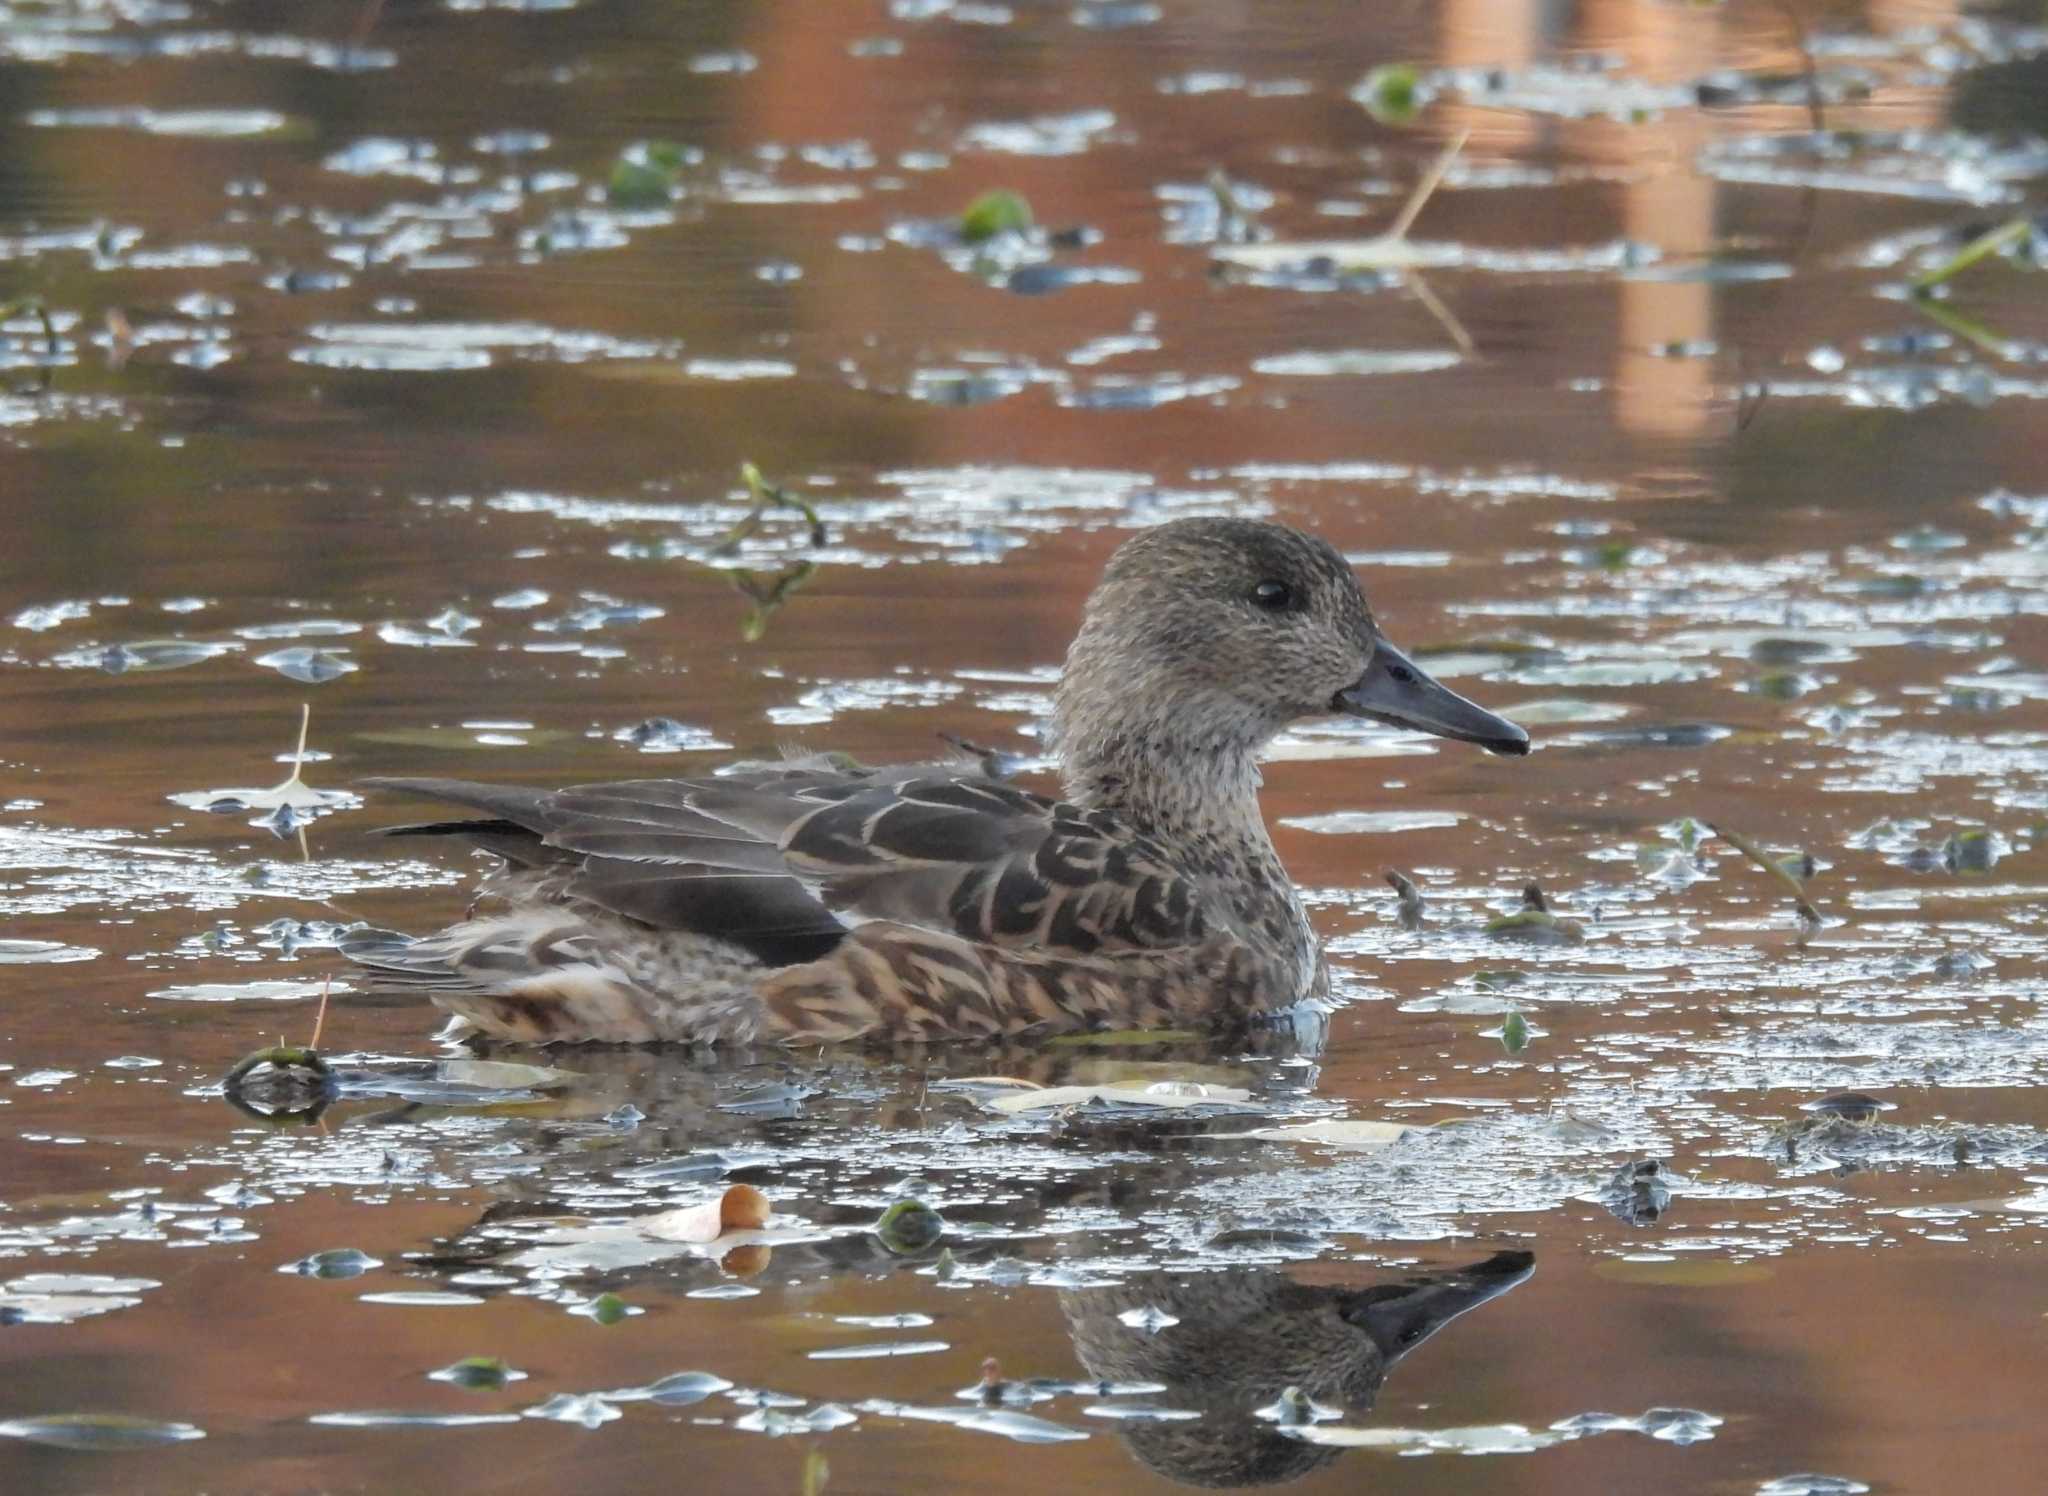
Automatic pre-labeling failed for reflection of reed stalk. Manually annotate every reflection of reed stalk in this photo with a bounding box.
[1734,0,1828,434]
[1391,131,1474,356]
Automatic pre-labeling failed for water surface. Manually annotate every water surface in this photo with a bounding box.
[3,0,2047,1491]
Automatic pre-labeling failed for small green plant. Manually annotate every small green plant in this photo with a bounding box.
[958,189,1034,243]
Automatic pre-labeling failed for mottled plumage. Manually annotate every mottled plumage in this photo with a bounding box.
[1061,1251,1535,1486]
[343,518,1527,1045]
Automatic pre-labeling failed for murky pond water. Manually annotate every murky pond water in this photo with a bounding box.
[4,0,2047,1489]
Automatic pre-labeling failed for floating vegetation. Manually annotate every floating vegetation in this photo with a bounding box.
[26,107,299,138]
[220,1045,334,1122]
[0,1273,158,1325]
[958,189,1034,244]
[606,140,693,208]
[643,1184,772,1243]
[306,1410,519,1429]
[873,1199,945,1254]
[0,1413,205,1450]
[281,1248,380,1279]
[1484,885,1586,946]
[1356,63,1424,126]
[6,5,2048,1491]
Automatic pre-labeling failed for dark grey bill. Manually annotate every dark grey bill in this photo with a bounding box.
[1344,1249,1536,1363]
[1334,639,1530,756]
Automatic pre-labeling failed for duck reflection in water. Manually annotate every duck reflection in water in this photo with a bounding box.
[1060,1250,1534,1488]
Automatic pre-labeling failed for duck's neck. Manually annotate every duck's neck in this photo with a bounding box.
[1056,718,1274,846]
[1052,688,1320,991]
[1050,626,1283,846]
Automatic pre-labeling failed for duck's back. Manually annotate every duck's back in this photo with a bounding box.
[343,758,1315,1044]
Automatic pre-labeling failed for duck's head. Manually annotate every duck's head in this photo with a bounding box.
[1054,517,1528,781]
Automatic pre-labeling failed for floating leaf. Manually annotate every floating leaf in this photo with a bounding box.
[1551,1407,1724,1444]
[1213,235,1459,275]
[86,639,238,674]
[860,1399,1088,1444]
[307,1410,519,1428]
[644,1183,772,1244]
[1357,63,1424,125]
[433,1059,583,1091]
[0,1413,205,1450]
[523,1394,621,1429]
[600,1371,734,1406]
[1285,1420,1568,1452]
[607,144,686,207]
[1228,1119,1416,1151]
[281,1248,380,1279]
[984,1081,1258,1115]
[0,940,98,965]
[808,1340,949,1361]
[254,646,357,684]
[0,1274,157,1324]
[959,189,1034,243]
[1500,1010,1531,1054]
[430,1356,525,1390]
[1484,885,1587,945]
[873,1199,945,1255]
[577,1292,634,1325]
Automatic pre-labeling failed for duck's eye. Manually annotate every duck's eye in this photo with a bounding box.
[1251,579,1293,612]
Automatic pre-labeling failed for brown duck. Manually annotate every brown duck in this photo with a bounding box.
[342,518,1526,1044]
[1062,1250,1536,1487]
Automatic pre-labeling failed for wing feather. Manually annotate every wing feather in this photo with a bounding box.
[365,763,1210,964]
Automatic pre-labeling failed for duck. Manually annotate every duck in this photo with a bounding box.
[1061,1250,1536,1486]
[340,517,1527,1045]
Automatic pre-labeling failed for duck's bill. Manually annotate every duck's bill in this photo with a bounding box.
[1345,1249,1536,1363]
[1334,641,1530,756]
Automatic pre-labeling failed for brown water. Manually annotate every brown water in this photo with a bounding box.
[4,0,2048,1490]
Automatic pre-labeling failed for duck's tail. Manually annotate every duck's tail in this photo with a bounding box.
[338,916,768,1045]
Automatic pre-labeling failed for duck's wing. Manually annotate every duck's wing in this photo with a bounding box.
[366,764,1208,965]
[367,771,852,966]
[695,773,1208,957]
